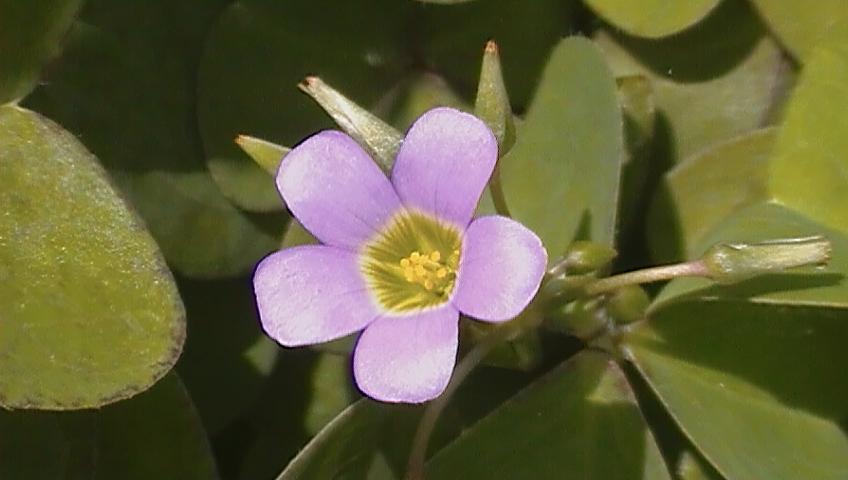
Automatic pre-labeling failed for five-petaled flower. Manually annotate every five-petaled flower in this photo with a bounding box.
[254,107,547,403]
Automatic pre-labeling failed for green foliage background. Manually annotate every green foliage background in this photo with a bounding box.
[1,0,847,478]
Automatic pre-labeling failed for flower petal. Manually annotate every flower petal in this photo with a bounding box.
[277,130,402,250]
[254,245,379,346]
[453,216,547,322]
[353,306,459,403]
[391,107,497,228]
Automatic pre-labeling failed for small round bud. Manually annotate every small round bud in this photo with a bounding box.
[545,298,607,339]
[553,241,618,276]
[606,285,650,325]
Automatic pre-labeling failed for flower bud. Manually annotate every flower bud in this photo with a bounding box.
[545,298,607,339]
[475,40,516,155]
[235,134,290,175]
[606,285,650,325]
[701,236,832,284]
[299,76,402,171]
[552,241,618,276]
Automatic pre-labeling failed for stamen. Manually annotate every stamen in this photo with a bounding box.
[397,247,457,295]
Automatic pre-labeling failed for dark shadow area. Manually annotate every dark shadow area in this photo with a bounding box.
[616,113,682,277]
[610,0,766,82]
[666,272,845,304]
[622,360,690,469]
[175,274,272,435]
[408,0,575,111]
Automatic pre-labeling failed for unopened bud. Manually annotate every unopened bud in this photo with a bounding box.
[551,241,618,276]
[702,236,832,284]
[299,76,402,171]
[606,285,650,325]
[545,298,607,339]
[235,135,290,175]
[475,40,516,155]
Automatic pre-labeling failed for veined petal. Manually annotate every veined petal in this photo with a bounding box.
[391,108,497,228]
[453,216,547,322]
[277,130,402,250]
[254,245,379,346]
[353,306,459,403]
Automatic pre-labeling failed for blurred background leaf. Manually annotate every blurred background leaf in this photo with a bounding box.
[0,374,219,478]
[594,0,789,163]
[197,0,410,212]
[749,1,848,61]
[25,0,283,279]
[0,0,83,104]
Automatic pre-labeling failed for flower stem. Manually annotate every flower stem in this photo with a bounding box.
[488,165,512,217]
[404,322,521,480]
[581,260,709,297]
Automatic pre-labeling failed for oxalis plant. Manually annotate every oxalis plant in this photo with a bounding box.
[1,1,847,480]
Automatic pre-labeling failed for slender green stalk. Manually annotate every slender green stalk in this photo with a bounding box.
[404,322,522,480]
[488,165,512,217]
[581,260,709,296]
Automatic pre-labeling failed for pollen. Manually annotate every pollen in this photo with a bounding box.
[399,248,460,293]
[360,210,463,313]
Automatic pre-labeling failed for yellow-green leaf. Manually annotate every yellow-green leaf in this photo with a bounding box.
[0,107,184,409]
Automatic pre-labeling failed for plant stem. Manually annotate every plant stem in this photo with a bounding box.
[488,165,512,217]
[581,260,709,296]
[404,323,520,480]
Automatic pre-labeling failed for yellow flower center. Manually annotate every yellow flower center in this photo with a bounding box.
[360,210,462,313]
[399,249,460,293]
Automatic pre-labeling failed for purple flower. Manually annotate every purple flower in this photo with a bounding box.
[254,107,547,403]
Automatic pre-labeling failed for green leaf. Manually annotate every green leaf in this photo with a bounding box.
[236,135,290,176]
[749,0,848,61]
[649,128,777,262]
[176,275,279,434]
[624,308,848,480]
[302,354,358,436]
[198,0,409,211]
[594,0,788,161]
[277,400,385,480]
[501,37,624,256]
[0,0,83,104]
[299,76,403,171]
[426,351,672,479]
[24,0,282,278]
[625,203,848,480]
[584,0,721,38]
[383,72,469,133]
[0,105,184,409]
[0,374,219,479]
[281,218,318,249]
[769,32,848,235]
[677,451,724,480]
[91,374,219,479]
